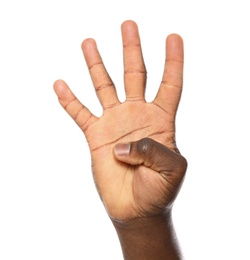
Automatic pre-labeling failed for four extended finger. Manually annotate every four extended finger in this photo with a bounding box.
[81,39,120,109]
[53,80,97,132]
[121,20,147,102]
[153,34,184,116]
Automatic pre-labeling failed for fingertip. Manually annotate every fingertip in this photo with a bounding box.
[53,79,68,97]
[166,34,184,48]
[81,38,97,50]
[121,20,138,30]
[121,20,140,45]
[167,33,183,41]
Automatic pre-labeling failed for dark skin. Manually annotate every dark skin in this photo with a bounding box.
[54,20,187,259]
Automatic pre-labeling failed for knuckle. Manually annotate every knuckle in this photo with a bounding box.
[137,138,154,154]
[176,155,188,175]
[181,156,188,171]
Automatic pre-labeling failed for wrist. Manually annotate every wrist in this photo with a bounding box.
[112,210,182,260]
[111,209,172,230]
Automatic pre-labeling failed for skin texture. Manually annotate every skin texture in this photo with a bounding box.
[54,20,187,259]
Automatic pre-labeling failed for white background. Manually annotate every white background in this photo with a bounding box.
[1,0,250,259]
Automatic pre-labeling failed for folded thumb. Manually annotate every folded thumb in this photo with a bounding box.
[113,138,187,175]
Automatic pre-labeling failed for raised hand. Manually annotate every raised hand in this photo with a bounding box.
[53,20,186,222]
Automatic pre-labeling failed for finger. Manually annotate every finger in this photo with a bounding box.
[81,39,120,110]
[153,34,184,117]
[113,138,187,177]
[53,80,97,132]
[121,20,146,102]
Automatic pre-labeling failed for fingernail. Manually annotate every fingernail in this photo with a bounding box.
[114,143,131,156]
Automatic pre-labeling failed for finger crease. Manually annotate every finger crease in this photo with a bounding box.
[95,83,114,92]
[126,97,145,102]
[161,81,180,89]
[88,61,103,70]
[123,43,141,48]
[164,70,183,78]
[79,114,95,131]
[103,102,120,110]
[63,97,77,110]
[73,104,86,120]
[165,58,184,64]
[124,69,146,74]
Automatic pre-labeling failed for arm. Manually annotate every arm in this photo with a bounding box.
[54,20,186,259]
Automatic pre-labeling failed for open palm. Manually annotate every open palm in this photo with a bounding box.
[54,21,184,221]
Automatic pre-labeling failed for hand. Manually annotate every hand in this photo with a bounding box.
[53,20,186,222]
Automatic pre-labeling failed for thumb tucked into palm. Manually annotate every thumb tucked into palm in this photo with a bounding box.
[114,138,187,172]
[113,138,187,212]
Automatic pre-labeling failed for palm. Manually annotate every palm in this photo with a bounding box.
[86,102,175,151]
[54,21,184,221]
[85,101,174,219]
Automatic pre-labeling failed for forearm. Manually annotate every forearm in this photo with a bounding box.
[112,211,182,260]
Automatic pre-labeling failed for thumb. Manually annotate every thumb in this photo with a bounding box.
[113,138,187,177]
